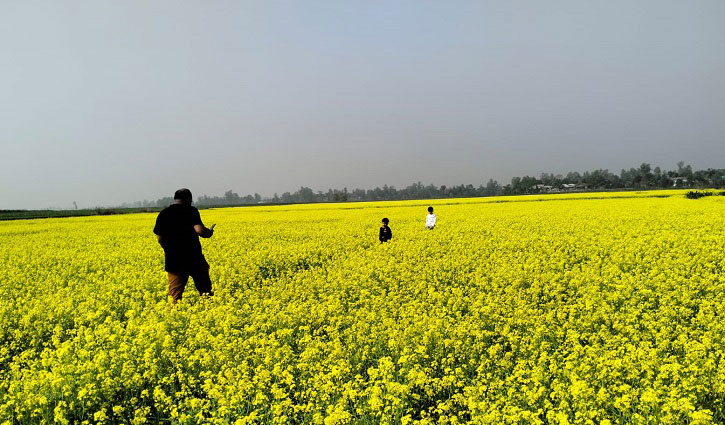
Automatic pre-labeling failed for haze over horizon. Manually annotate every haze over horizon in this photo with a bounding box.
[2,1,724,210]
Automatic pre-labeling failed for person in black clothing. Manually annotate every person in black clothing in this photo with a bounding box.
[153,188,215,302]
[379,217,392,243]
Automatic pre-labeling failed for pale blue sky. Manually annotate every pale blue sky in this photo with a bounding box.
[1,1,724,209]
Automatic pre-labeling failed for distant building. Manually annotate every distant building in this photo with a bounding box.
[673,177,689,187]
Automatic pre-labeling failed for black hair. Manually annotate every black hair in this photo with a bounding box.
[174,188,193,203]
[427,206,434,213]
[381,217,389,224]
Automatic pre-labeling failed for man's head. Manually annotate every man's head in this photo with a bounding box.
[428,206,434,213]
[381,217,389,226]
[174,188,193,205]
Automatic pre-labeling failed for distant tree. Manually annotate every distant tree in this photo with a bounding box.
[332,190,348,202]
[565,172,582,184]
[677,161,693,178]
[620,168,639,187]
[539,173,562,187]
[156,197,172,207]
[510,176,537,194]
[485,179,501,196]
[683,164,693,178]
[224,190,240,204]
[638,163,652,187]
[297,187,315,203]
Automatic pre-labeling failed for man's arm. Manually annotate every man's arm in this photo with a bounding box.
[194,224,214,238]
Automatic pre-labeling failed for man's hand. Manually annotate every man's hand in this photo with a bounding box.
[194,224,214,238]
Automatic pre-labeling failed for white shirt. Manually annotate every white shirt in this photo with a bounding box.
[426,213,437,228]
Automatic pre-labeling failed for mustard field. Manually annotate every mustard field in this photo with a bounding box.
[1,190,724,425]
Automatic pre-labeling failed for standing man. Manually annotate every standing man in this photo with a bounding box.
[153,188,215,301]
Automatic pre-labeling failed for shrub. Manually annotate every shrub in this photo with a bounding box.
[685,191,713,199]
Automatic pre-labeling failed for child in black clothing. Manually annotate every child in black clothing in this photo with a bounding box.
[379,218,392,243]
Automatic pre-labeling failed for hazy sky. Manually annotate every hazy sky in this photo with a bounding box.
[2,1,724,209]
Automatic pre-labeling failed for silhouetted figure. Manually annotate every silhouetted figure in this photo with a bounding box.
[379,217,392,243]
[153,188,215,302]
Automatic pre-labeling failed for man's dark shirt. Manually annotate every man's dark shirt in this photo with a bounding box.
[379,226,392,243]
[153,204,205,273]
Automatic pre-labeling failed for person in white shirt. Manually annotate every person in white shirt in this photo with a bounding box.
[425,206,437,229]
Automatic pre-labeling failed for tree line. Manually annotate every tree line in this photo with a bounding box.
[122,162,725,208]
